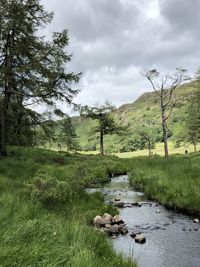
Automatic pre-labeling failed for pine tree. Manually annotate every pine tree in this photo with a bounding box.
[59,117,78,152]
[0,0,80,156]
[81,102,120,155]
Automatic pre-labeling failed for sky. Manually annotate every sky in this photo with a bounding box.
[41,0,200,111]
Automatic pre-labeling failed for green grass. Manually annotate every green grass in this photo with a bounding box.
[0,147,136,267]
[1,147,200,266]
[76,141,200,158]
[129,153,200,216]
[116,142,200,158]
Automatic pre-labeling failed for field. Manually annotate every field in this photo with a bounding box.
[1,147,199,266]
[76,141,200,158]
[116,142,200,158]
[0,148,135,267]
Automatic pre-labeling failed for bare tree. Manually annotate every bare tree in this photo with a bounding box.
[144,68,190,158]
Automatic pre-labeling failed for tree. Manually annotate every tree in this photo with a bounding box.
[185,79,200,152]
[137,128,155,157]
[0,96,43,146]
[0,0,80,156]
[42,119,57,150]
[9,106,42,146]
[173,124,187,148]
[144,68,189,158]
[58,117,79,152]
[80,102,120,155]
[35,126,48,148]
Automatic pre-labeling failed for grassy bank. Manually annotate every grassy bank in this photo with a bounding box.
[129,154,200,216]
[0,148,136,267]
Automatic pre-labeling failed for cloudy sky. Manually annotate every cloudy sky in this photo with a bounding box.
[41,0,200,109]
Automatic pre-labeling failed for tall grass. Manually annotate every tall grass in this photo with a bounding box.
[1,147,199,266]
[0,148,136,267]
[129,154,200,215]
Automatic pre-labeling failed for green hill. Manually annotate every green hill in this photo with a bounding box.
[73,82,196,153]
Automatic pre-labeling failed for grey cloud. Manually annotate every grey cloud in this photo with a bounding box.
[44,0,139,42]
[160,0,200,32]
[40,0,200,110]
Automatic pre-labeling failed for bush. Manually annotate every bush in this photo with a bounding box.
[25,172,73,206]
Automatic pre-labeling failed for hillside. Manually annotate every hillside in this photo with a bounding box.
[73,81,196,153]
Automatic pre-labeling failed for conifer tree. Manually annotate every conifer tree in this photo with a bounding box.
[59,117,78,152]
[0,0,80,156]
[81,102,120,155]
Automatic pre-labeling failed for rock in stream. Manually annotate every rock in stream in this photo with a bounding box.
[93,213,128,236]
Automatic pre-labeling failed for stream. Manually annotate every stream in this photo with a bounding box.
[88,175,200,267]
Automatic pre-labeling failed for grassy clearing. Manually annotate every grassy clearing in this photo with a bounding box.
[129,153,200,216]
[116,142,200,158]
[74,142,200,158]
[0,147,136,267]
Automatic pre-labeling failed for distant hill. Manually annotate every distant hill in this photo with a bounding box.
[72,81,196,153]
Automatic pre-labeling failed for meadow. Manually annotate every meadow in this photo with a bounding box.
[47,141,200,158]
[116,142,200,158]
[0,147,135,267]
[0,147,199,266]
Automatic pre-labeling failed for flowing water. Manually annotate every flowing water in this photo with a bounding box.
[88,175,200,267]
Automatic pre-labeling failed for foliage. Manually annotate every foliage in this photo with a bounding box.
[25,172,73,206]
[80,101,123,155]
[0,147,136,267]
[135,125,156,156]
[73,82,196,153]
[6,104,43,146]
[58,117,79,152]
[185,79,200,150]
[0,0,80,155]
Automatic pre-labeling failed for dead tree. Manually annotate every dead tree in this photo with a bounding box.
[144,68,190,158]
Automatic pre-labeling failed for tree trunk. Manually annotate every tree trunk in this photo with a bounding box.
[148,140,151,157]
[0,31,15,157]
[100,131,104,156]
[193,142,197,152]
[15,98,24,146]
[0,86,11,157]
[161,109,169,158]
[16,113,23,146]
[0,111,8,156]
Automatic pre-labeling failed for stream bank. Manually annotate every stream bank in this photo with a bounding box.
[88,175,200,267]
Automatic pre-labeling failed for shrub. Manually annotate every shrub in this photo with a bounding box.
[25,172,72,206]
